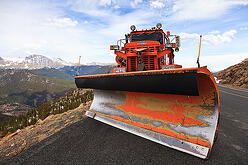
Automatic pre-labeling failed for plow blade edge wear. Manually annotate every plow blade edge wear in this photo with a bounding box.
[75,67,220,159]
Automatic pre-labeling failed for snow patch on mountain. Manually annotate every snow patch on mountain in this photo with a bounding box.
[1,56,25,63]
[0,55,75,69]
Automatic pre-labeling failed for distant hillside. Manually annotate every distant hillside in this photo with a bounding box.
[214,58,248,89]
[29,65,113,80]
[0,89,93,138]
[86,62,115,66]
[0,70,75,118]
[30,68,73,80]
[60,65,113,77]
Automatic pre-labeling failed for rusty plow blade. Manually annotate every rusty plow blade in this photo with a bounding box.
[82,67,220,159]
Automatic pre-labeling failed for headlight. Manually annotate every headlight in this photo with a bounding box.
[130,25,136,31]
[156,23,162,29]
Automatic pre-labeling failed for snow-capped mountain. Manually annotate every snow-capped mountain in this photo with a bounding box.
[24,55,74,68]
[0,57,4,65]
[0,55,75,69]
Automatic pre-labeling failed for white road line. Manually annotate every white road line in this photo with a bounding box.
[219,89,248,99]
[218,84,248,93]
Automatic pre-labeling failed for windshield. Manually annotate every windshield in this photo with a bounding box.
[131,32,163,44]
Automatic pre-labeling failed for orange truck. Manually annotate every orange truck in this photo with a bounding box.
[75,23,220,159]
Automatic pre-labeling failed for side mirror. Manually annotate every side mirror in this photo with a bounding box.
[110,45,119,50]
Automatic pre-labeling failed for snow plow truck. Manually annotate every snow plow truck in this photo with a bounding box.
[75,23,220,159]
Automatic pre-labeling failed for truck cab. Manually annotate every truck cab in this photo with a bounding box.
[110,23,181,73]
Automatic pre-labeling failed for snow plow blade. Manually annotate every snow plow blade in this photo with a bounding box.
[75,66,220,159]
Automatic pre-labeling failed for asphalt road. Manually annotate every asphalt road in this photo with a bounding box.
[2,85,248,165]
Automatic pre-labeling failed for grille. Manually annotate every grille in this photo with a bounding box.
[127,56,155,71]
[127,57,137,72]
[142,56,155,70]
[126,46,158,71]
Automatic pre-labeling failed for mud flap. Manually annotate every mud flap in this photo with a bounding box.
[85,69,220,159]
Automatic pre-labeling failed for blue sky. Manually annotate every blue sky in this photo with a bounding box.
[0,0,248,71]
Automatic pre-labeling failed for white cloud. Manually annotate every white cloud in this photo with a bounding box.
[240,27,248,30]
[68,0,113,17]
[179,32,199,41]
[98,9,156,38]
[114,5,120,9]
[23,42,44,50]
[179,30,237,45]
[204,30,237,45]
[209,30,220,34]
[150,0,166,8]
[230,0,248,5]
[0,1,89,63]
[130,0,143,8]
[44,18,78,28]
[176,53,248,72]
[170,0,248,21]
[99,0,113,6]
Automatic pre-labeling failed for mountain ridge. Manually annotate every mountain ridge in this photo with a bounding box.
[0,55,75,69]
[214,58,248,89]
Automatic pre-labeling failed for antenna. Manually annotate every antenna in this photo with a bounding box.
[76,56,81,76]
[197,35,202,68]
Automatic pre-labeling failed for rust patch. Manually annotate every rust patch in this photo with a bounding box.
[94,112,211,148]
[112,92,214,127]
